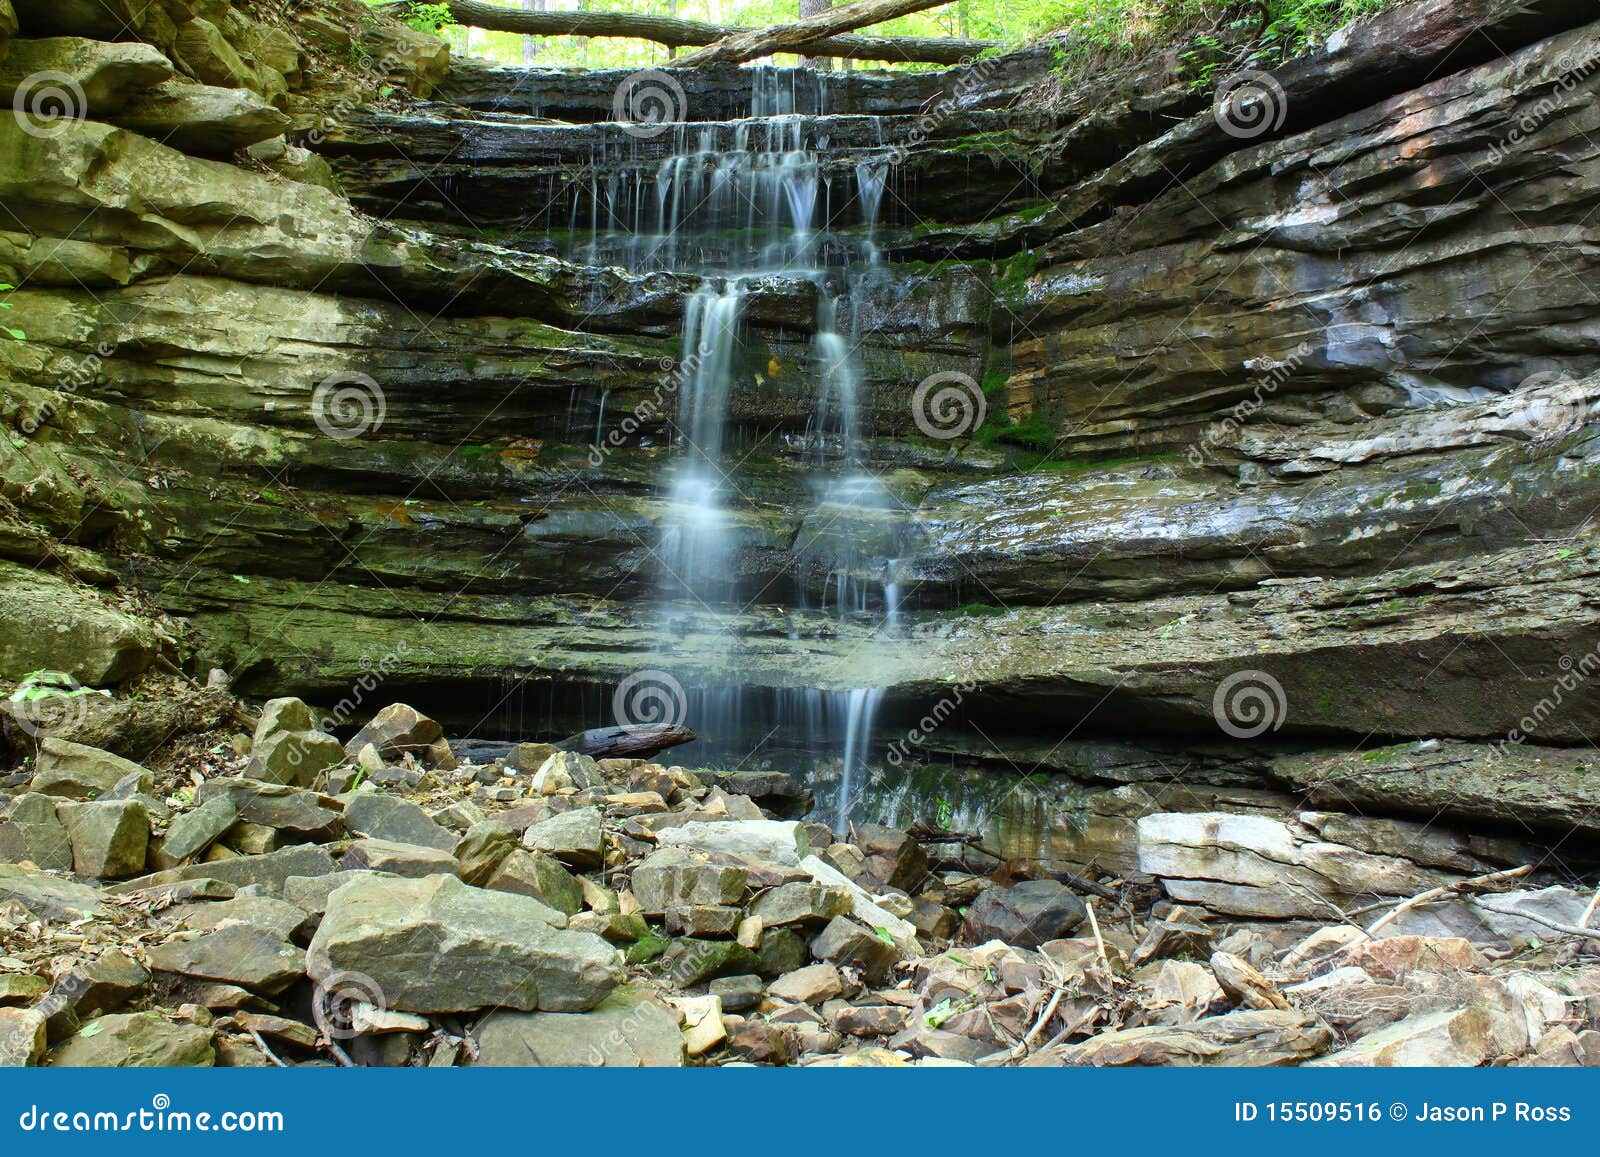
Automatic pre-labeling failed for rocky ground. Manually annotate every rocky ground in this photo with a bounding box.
[2,696,1598,1068]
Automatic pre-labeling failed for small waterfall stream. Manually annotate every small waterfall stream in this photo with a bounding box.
[562,74,896,823]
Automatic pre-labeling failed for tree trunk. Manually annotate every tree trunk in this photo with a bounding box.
[674,0,958,67]
[519,0,543,64]
[799,0,833,70]
[406,0,994,66]
[554,723,696,760]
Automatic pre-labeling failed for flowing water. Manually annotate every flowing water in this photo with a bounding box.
[555,73,898,823]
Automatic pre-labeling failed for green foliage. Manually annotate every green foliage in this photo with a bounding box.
[402,1,455,35]
[1041,0,1401,88]
[952,602,1007,617]
[0,282,23,341]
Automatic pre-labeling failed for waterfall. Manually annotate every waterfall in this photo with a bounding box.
[570,75,899,824]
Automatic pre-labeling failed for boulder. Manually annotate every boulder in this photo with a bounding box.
[483,849,581,914]
[48,1012,214,1067]
[344,703,444,762]
[195,779,343,839]
[0,863,107,920]
[151,796,237,869]
[659,938,761,987]
[963,880,1087,949]
[251,697,316,747]
[172,18,258,91]
[114,81,291,156]
[665,904,741,938]
[0,1008,47,1066]
[630,847,747,915]
[35,952,149,1040]
[809,916,898,980]
[508,742,560,773]
[473,985,683,1067]
[799,855,920,957]
[307,873,621,1013]
[30,739,151,801]
[0,561,158,685]
[520,806,604,870]
[1136,812,1448,918]
[1340,936,1487,981]
[282,870,388,920]
[1030,1009,1334,1067]
[709,974,764,1013]
[146,926,306,993]
[344,794,456,851]
[455,821,518,885]
[0,37,173,118]
[855,824,929,892]
[57,799,148,878]
[246,729,346,787]
[658,819,809,865]
[531,750,602,794]
[747,881,852,927]
[109,843,337,896]
[339,839,459,879]
[1310,984,1527,1067]
[170,895,309,942]
[768,963,843,1005]
[0,792,73,871]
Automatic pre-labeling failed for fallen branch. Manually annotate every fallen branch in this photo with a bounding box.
[246,1025,288,1068]
[312,990,358,1068]
[1364,864,1534,939]
[1469,898,1600,945]
[397,0,994,65]
[675,0,961,67]
[554,723,695,760]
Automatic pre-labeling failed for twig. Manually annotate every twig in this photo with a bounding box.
[247,1026,288,1068]
[1579,890,1600,930]
[1469,899,1600,945]
[312,989,358,1067]
[1365,865,1534,939]
[1084,897,1110,971]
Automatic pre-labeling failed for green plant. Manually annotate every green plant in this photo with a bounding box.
[0,283,23,341]
[402,1,455,35]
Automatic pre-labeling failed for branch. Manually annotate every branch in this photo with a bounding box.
[409,0,995,66]
[674,0,962,67]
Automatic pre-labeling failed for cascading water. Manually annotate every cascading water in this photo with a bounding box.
[564,75,899,824]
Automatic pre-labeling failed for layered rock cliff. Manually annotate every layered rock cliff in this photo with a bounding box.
[2,0,1598,841]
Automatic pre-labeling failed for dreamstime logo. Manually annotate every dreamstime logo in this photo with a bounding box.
[1516,371,1594,439]
[1211,670,1287,739]
[612,669,687,733]
[311,969,388,1041]
[1213,70,1288,140]
[3,671,98,740]
[912,371,986,440]
[311,372,385,440]
[613,70,687,139]
[12,71,87,139]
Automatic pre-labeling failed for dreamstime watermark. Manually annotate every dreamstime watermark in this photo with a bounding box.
[884,680,979,767]
[1187,340,1313,468]
[304,52,415,145]
[912,370,986,440]
[885,53,1007,165]
[11,71,86,139]
[1511,370,1597,440]
[1212,669,1287,739]
[612,669,688,734]
[1486,41,1600,167]
[15,1095,283,1133]
[320,643,412,736]
[309,969,390,1041]
[1213,70,1288,140]
[17,341,117,438]
[586,355,685,466]
[613,70,688,139]
[1,671,105,742]
[1492,641,1600,758]
[311,371,385,440]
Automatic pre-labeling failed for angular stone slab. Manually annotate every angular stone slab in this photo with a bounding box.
[307,873,621,1014]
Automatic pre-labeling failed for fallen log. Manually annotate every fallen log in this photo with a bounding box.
[554,722,695,760]
[400,0,994,66]
[676,0,962,67]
